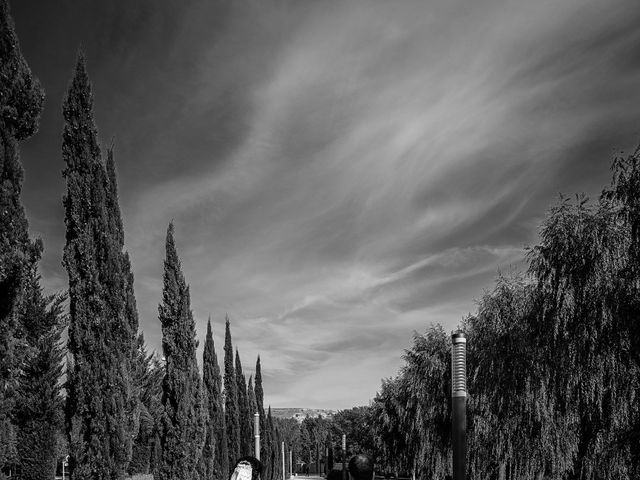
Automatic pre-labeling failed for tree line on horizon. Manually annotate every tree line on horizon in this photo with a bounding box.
[0,2,294,479]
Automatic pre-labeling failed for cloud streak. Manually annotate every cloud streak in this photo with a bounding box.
[12,0,640,408]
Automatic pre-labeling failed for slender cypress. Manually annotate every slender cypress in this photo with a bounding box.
[266,406,276,480]
[224,317,240,466]
[0,0,44,465]
[247,376,258,459]
[105,146,141,453]
[201,318,225,479]
[62,54,135,480]
[247,376,257,423]
[255,357,267,469]
[158,223,206,480]
[236,350,251,456]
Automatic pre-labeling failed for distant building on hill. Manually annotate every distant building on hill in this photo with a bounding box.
[271,407,335,423]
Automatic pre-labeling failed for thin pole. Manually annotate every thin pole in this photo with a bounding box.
[452,332,467,480]
[341,434,346,480]
[289,447,293,478]
[282,441,286,480]
[254,413,260,460]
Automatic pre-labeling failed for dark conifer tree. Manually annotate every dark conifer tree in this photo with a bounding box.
[236,350,251,456]
[15,257,65,480]
[129,335,163,475]
[200,318,225,479]
[105,145,141,454]
[0,0,44,466]
[224,317,240,467]
[247,376,257,429]
[220,411,230,478]
[158,223,206,480]
[62,54,136,479]
[266,406,276,480]
[254,356,267,464]
[247,375,258,459]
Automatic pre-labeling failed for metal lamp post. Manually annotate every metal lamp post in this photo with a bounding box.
[451,331,467,480]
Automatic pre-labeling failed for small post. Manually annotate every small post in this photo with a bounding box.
[282,441,286,480]
[452,331,467,480]
[341,434,347,480]
[63,455,69,480]
[289,447,293,478]
[254,412,261,460]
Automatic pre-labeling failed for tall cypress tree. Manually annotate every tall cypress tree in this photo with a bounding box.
[267,406,276,480]
[247,376,257,429]
[0,0,44,466]
[105,145,141,454]
[62,54,135,479]
[224,317,240,467]
[158,223,206,480]
[255,357,267,471]
[15,255,65,480]
[247,375,258,459]
[236,350,251,456]
[200,318,225,480]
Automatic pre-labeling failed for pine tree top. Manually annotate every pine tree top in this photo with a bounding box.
[159,222,198,363]
[235,349,243,376]
[62,53,100,174]
[0,0,44,141]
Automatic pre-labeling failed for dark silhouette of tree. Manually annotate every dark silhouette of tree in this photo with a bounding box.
[254,356,267,467]
[224,317,240,467]
[527,156,640,480]
[0,0,44,468]
[129,335,163,475]
[200,318,226,479]
[158,223,206,480]
[15,259,65,480]
[62,54,136,480]
[266,406,276,480]
[247,375,258,457]
[236,350,251,456]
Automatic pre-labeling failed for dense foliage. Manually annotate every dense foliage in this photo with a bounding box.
[224,317,241,471]
[62,55,139,480]
[0,0,44,472]
[363,148,640,480]
[158,223,206,480]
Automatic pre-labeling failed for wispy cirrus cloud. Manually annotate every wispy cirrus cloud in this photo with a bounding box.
[13,0,640,408]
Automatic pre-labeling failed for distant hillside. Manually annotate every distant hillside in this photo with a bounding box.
[271,408,335,423]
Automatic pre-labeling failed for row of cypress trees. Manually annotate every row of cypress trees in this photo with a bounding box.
[0,2,286,479]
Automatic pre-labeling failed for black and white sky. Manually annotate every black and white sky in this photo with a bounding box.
[11,0,640,409]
